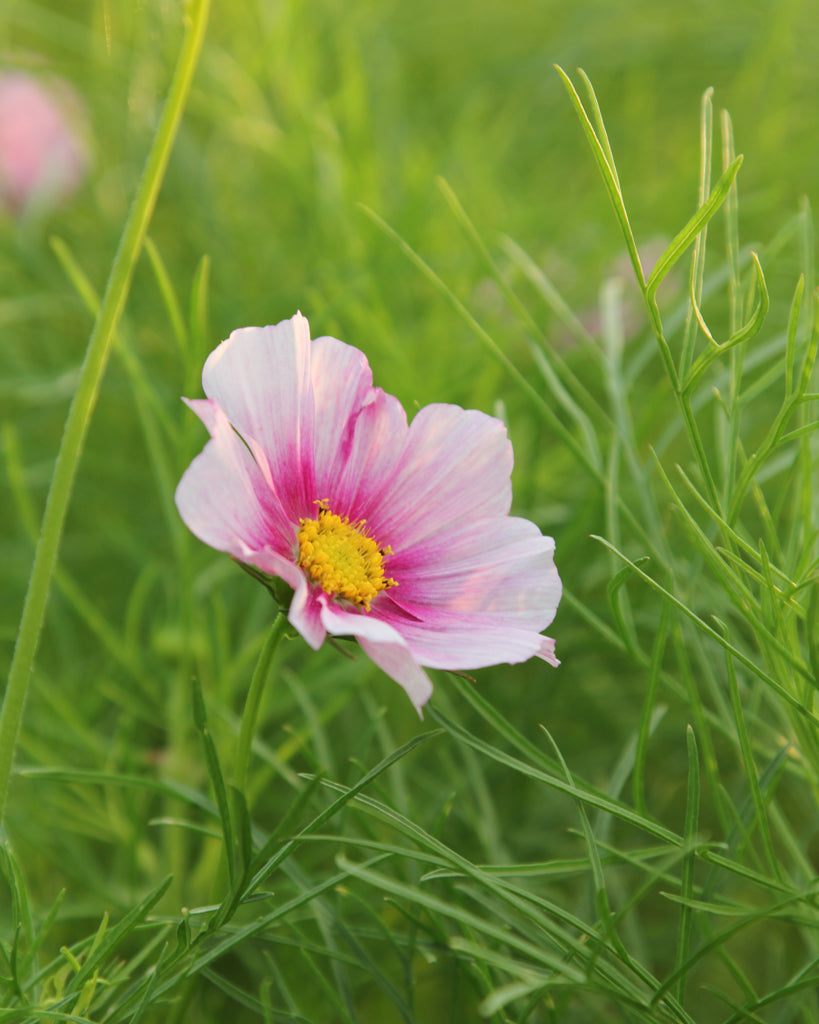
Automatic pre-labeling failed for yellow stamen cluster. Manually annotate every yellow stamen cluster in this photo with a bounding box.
[297,502,396,611]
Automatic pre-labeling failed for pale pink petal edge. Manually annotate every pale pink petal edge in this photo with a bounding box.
[537,635,560,668]
[319,600,433,715]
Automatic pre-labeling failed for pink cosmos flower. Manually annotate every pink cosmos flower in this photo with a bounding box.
[0,72,89,214]
[175,313,561,713]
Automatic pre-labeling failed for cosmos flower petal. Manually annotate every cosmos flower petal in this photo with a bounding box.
[358,637,434,716]
[287,581,327,650]
[308,336,385,494]
[537,636,560,667]
[318,599,434,713]
[175,398,291,556]
[200,315,317,519]
[233,547,328,651]
[321,388,408,518]
[369,404,513,547]
[378,604,559,671]
[390,515,562,631]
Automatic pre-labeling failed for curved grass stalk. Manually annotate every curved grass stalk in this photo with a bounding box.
[0,0,211,828]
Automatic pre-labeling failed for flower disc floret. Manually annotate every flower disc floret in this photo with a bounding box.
[297,503,396,611]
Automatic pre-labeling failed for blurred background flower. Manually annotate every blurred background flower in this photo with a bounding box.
[0,70,89,216]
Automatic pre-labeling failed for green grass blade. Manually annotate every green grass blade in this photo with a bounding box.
[592,535,819,719]
[680,88,714,382]
[191,677,236,887]
[144,236,189,355]
[0,0,211,827]
[683,253,768,394]
[633,604,671,816]
[66,877,173,993]
[647,156,744,304]
[359,203,601,478]
[673,726,700,1006]
[246,731,441,892]
[721,634,782,881]
[555,66,645,291]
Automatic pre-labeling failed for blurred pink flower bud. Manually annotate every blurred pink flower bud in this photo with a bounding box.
[0,71,89,215]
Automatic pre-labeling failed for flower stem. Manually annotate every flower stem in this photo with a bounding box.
[232,613,288,799]
[0,0,211,829]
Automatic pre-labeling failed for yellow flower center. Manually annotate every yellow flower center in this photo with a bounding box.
[297,502,396,611]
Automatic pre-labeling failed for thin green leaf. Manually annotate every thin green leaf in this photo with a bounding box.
[633,604,670,816]
[538,725,627,968]
[673,726,700,1005]
[0,0,211,827]
[555,66,644,290]
[679,87,713,381]
[427,708,683,846]
[336,856,588,983]
[144,236,188,354]
[785,275,805,397]
[647,156,744,303]
[720,626,782,881]
[683,252,768,394]
[607,557,650,658]
[246,731,441,892]
[593,535,819,717]
[191,677,236,886]
[66,876,172,992]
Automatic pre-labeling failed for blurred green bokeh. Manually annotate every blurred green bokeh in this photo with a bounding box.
[1,1,818,1021]
[3,0,816,636]
[2,0,817,879]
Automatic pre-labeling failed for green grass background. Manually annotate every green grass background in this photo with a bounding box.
[1,0,819,1021]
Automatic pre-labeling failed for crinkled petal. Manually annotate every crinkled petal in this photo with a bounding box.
[375,597,556,670]
[318,600,433,714]
[239,548,328,651]
[320,388,408,520]
[288,586,326,650]
[200,314,317,520]
[358,636,434,717]
[389,515,561,631]
[175,398,293,556]
[309,336,380,491]
[197,315,404,527]
[369,404,513,548]
[537,636,560,668]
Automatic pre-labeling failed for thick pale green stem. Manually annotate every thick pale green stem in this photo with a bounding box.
[232,614,288,799]
[0,0,210,828]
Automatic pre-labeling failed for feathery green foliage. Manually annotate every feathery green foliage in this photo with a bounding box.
[2,2,818,1021]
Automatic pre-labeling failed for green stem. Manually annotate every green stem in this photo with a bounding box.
[233,613,288,798]
[0,0,210,829]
